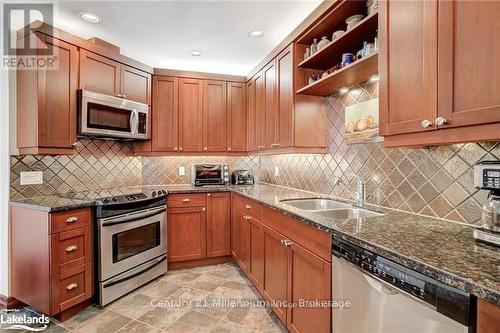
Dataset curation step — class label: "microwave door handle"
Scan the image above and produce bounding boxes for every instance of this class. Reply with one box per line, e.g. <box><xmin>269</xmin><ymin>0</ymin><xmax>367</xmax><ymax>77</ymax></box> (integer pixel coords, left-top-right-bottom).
<box><xmin>129</xmin><ymin>109</ymin><xmax>135</xmax><ymax>134</ymax></box>
<box><xmin>133</xmin><ymin>109</ymin><xmax>139</xmax><ymax>135</ymax></box>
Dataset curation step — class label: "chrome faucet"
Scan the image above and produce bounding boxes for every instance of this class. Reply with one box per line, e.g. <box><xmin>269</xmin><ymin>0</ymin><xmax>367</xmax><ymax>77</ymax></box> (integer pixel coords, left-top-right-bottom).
<box><xmin>334</xmin><ymin>176</ymin><xmax>366</xmax><ymax>206</ymax></box>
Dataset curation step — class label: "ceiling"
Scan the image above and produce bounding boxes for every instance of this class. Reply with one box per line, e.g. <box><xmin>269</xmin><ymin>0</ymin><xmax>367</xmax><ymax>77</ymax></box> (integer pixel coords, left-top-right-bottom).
<box><xmin>51</xmin><ymin>0</ymin><xmax>323</xmax><ymax>75</ymax></box>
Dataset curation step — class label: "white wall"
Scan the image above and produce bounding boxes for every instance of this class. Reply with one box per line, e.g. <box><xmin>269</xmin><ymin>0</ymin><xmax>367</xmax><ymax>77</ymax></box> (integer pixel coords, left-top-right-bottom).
<box><xmin>0</xmin><ymin>5</ymin><xmax>11</xmax><ymax>296</ymax></box>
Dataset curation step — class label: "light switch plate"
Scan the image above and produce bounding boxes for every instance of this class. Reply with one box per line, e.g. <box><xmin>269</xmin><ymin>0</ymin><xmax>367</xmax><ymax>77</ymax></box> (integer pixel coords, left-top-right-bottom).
<box><xmin>274</xmin><ymin>166</ymin><xmax>280</xmax><ymax>177</ymax></box>
<box><xmin>179</xmin><ymin>166</ymin><xmax>186</xmax><ymax>176</ymax></box>
<box><xmin>20</xmin><ymin>171</ymin><xmax>43</xmax><ymax>185</ymax></box>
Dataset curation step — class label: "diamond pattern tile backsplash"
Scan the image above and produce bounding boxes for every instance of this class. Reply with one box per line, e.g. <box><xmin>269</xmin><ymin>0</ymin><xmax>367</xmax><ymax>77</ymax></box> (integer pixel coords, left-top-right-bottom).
<box><xmin>10</xmin><ymin>81</ymin><xmax>500</xmax><ymax>225</ymax></box>
<box><xmin>10</xmin><ymin>140</ymin><xmax>142</xmax><ymax>200</ymax></box>
<box><xmin>259</xmin><ymin>81</ymin><xmax>500</xmax><ymax>225</ymax></box>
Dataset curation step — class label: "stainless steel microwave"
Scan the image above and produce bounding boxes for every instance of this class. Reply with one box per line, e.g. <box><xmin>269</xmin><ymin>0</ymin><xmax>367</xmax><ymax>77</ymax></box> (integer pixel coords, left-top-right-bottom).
<box><xmin>78</xmin><ymin>89</ymin><xmax>150</xmax><ymax>140</ymax></box>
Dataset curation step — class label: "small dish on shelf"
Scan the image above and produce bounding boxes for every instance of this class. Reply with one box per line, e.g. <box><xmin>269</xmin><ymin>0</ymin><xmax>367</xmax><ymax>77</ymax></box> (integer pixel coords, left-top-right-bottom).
<box><xmin>332</xmin><ymin>30</ymin><xmax>345</xmax><ymax>41</ymax></box>
<box><xmin>346</xmin><ymin>14</ymin><xmax>365</xmax><ymax>29</ymax></box>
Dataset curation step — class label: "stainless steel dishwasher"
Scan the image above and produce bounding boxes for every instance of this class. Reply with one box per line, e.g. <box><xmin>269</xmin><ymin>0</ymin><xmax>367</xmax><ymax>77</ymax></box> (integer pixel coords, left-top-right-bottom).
<box><xmin>332</xmin><ymin>238</ymin><xmax>475</xmax><ymax>333</ymax></box>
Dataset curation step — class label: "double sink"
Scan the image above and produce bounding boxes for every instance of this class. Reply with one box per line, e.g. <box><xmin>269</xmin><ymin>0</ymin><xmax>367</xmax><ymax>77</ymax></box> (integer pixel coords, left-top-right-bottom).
<box><xmin>280</xmin><ymin>198</ymin><xmax>385</xmax><ymax>219</ymax></box>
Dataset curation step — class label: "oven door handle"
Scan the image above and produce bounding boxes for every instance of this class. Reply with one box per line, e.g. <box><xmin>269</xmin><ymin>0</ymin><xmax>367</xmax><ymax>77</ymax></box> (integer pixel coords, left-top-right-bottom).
<box><xmin>101</xmin><ymin>207</ymin><xmax>166</xmax><ymax>227</ymax></box>
<box><xmin>102</xmin><ymin>255</ymin><xmax>167</xmax><ymax>288</ymax></box>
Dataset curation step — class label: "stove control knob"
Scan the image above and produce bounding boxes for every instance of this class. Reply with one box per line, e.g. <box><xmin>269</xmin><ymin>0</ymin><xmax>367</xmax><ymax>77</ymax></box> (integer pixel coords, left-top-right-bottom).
<box><xmin>152</xmin><ymin>191</ymin><xmax>157</xmax><ymax>197</ymax></box>
<box><xmin>162</xmin><ymin>190</ymin><xmax>167</xmax><ymax>195</ymax></box>
<box><xmin>112</xmin><ymin>197</ymin><xmax>118</xmax><ymax>202</ymax></box>
<box><xmin>103</xmin><ymin>198</ymin><xmax>110</xmax><ymax>204</ymax></box>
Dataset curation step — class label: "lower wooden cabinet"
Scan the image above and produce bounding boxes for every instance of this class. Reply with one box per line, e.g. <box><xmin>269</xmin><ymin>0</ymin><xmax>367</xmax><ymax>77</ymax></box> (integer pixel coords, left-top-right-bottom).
<box><xmin>477</xmin><ymin>299</ymin><xmax>500</xmax><ymax>333</ymax></box>
<box><xmin>10</xmin><ymin>207</ymin><xmax>94</xmax><ymax>316</ymax></box>
<box><xmin>167</xmin><ymin>192</ymin><xmax>230</xmax><ymax>264</ymax></box>
<box><xmin>231</xmin><ymin>194</ymin><xmax>332</xmax><ymax>333</ymax></box>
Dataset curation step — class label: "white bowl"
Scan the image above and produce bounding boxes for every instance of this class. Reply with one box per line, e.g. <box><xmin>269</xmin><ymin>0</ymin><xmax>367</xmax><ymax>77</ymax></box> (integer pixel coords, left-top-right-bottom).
<box><xmin>346</xmin><ymin>14</ymin><xmax>365</xmax><ymax>28</ymax></box>
<box><xmin>332</xmin><ymin>30</ymin><xmax>345</xmax><ymax>40</ymax></box>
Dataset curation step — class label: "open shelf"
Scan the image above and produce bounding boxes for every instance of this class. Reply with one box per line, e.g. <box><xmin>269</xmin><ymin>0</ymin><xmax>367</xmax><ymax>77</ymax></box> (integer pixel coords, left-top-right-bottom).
<box><xmin>297</xmin><ymin>11</ymin><xmax>378</xmax><ymax>71</ymax></box>
<box><xmin>296</xmin><ymin>52</ymin><xmax>378</xmax><ymax>97</ymax></box>
<box><xmin>297</xmin><ymin>0</ymin><xmax>367</xmax><ymax>45</ymax></box>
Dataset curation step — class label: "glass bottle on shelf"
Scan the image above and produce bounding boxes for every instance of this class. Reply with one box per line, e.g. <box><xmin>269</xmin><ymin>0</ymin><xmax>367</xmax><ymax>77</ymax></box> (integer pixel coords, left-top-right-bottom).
<box><xmin>311</xmin><ymin>38</ymin><xmax>318</xmax><ymax>54</ymax></box>
<box><xmin>304</xmin><ymin>47</ymin><xmax>311</xmax><ymax>60</ymax></box>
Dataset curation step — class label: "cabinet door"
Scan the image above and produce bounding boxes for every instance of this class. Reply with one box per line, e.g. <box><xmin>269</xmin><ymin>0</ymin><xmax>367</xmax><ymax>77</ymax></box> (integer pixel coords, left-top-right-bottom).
<box><xmin>287</xmin><ymin>242</ymin><xmax>331</xmax><ymax>333</ymax></box>
<box><xmin>277</xmin><ymin>46</ymin><xmax>294</xmax><ymax>148</ymax></box>
<box><xmin>262</xmin><ymin>224</ymin><xmax>288</xmax><ymax>322</ymax></box>
<box><xmin>227</xmin><ymin>82</ymin><xmax>247</xmax><ymax>152</ymax></box>
<box><xmin>379</xmin><ymin>0</ymin><xmax>438</xmax><ymax>136</ymax></box>
<box><xmin>203</xmin><ymin>80</ymin><xmax>227</xmax><ymax>152</ymax></box>
<box><xmin>236</xmin><ymin>210</ymin><xmax>250</xmax><ymax>272</ymax></box>
<box><xmin>178</xmin><ymin>78</ymin><xmax>204</xmax><ymax>152</ymax></box>
<box><xmin>437</xmin><ymin>0</ymin><xmax>500</xmax><ymax>128</ymax></box>
<box><xmin>38</xmin><ymin>36</ymin><xmax>78</xmax><ymax>149</ymax></box>
<box><xmin>80</xmin><ymin>50</ymin><xmax>121</xmax><ymax>96</ymax></box>
<box><xmin>248</xmin><ymin>217</ymin><xmax>264</xmax><ymax>292</ymax></box>
<box><xmin>167</xmin><ymin>207</ymin><xmax>206</xmax><ymax>262</ymax></box>
<box><xmin>121</xmin><ymin>65</ymin><xmax>151</xmax><ymax>104</ymax></box>
<box><xmin>246</xmin><ymin>79</ymin><xmax>257</xmax><ymax>151</ymax></box>
<box><xmin>255</xmin><ymin>71</ymin><xmax>266</xmax><ymax>150</ymax></box>
<box><xmin>263</xmin><ymin>60</ymin><xmax>278</xmax><ymax>148</ymax></box>
<box><xmin>152</xmin><ymin>76</ymin><xmax>178</xmax><ymax>152</ymax></box>
<box><xmin>206</xmin><ymin>192</ymin><xmax>231</xmax><ymax>258</ymax></box>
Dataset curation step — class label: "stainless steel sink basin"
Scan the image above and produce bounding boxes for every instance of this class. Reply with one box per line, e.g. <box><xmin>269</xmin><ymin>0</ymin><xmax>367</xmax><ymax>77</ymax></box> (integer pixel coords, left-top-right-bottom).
<box><xmin>280</xmin><ymin>198</ymin><xmax>351</xmax><ymax>211</ymax></box>
<box><xmin>314</xmin><ymin>208</ymin><xmax>385</xmax><ymax>219</ymax></box>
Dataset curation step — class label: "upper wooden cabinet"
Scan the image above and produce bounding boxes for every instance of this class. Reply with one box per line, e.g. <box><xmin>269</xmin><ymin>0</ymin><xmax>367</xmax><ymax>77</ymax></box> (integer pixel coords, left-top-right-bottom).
<box><xmin>17</xmin><ymin>34</ymin><xmax>78</xmax><ymax>155</ymax></box>
<box><xmin>152</xmin><ymin>76</ymin><xmax>178</xmax><ymax>152</ymax></box>
<box><xmin>227</xmin><ymin>82</ymin><xmax>247</xmax><ymax>152</ymax></box>
<box><xmin>203</xmin><ymin>80</ymin><xmax>227</xmax><ymax>152</ymax></box>
<box><xmin>380</xmin><ymin>0</ymin><xmax>500</xmax><ymax>147</ymax></box>
<box><xmin>247</xmin><ymin>44</ymin><xmax>326</xmax><ymax>154</ymax></box>
<box><xmin>80</xmin><ymin>50</ymin><xmax>151</xmax><ymax>105</ymax></box>
<box><xmin>178</xmin><ymin>78</ymin><xmax>204</xmax><ymax>152</ymax></box>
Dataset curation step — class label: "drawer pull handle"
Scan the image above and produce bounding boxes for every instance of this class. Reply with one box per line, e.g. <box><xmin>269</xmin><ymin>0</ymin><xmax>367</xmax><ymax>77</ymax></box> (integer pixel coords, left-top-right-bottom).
<box><xmin>66</xmin><ymin>283</ymin><xmax>78</xmax><ymax>291</ymax></box>
<box><xmin>243</xmin><ymin>215</ymin><xmax>252</xmax><ymax>221</ymax></box>
<box><xmin>202</xmin><ymin>208</ymin><xmax>206</xmax><ymax>211</ymax></box>
<box><xmin>66</xmin><ymin>245</ymin><xmax>78</xmax><ymax>253</ymax></box>
<box><xmin>181</xmin><ymin>198</ymin><xmax>191</xmax><ymax>202</ymax></box>
<box><xmin>281</xmin><ymin>239</ymin><xmax>293</xmax><ymax>247</ymax></box>
<box><xmin>245</xmin><ymin>204</ymin><xmax>252</xmax><ymax>209</ymax></box>
<box><xmin>66</xmin><ymin>217</ymin><xmax>78</xmax><ymax>223</ymax></box>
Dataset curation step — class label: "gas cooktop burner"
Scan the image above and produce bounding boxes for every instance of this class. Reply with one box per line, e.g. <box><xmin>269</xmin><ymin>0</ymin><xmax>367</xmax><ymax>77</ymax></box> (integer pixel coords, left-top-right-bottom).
<box><xmin>64</xmin><ymin>186</ymin><xmax>168</xmax><ymax>205</ymax></box>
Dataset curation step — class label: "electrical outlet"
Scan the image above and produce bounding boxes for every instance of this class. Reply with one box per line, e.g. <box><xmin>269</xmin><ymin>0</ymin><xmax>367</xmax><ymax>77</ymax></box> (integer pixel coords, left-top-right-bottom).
<box><xmin>20</xmin><ymin>171</ymin><xmax>43</xmax><ymax>185</ymax></box>
<box><xmin>179</xmin><ymin>166</ymin><xmax>186</xmax><ymax>176</ymax></box>
<box><xmin>274</xmin><ymin>166</ymin><xmax>280</xmax><ymax>177</ymax></box>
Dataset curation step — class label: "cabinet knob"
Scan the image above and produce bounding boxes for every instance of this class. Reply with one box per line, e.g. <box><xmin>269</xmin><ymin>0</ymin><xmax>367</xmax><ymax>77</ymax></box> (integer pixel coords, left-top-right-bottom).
<box><xmin>228</xmin><ymin>147</ymin><xmax>232</xmax><ymax>151</ymax></box>
<box><xmin>72</xmin><ymin>142</ymin><xmax>77</xmax><ymax>147</ymax></box>
<box><xmin>66</xmin><ymin>283</ymin><xmax>78</xmax><ymax>291</ymax></box>
<box><xmin>202</xmin><ymin>207</ymin><xmax>206</xmax><ymax>211</ymax></box>
<box><xmin>179</xmin><ymin>147</ymin><xmax>183</xmax><ymax>151</ymax></box>
<box><xmin>204</xmin><ymin>147</ymin><xmax>208</xmax><ymax>151</ymax></box>
<box><xmin>174</xmin><ymin>147</ymin><xmax>178</xmax><ymax>151</ymax></box>
<box><xmin>245</xmin><ymin>204</ymin><xmax>252</xmax><ymax>210</ymax></box>
<box><xmin>207</xmin><ymin>193</ymin><xmax>211</xmax><ymax>197</ymax></box>
<box><xmin>181</xmin><ymin>198</ymin><xmax>191</xmax><ymax>203</ymax></box>
<box><xmin>66</xmin><ymin>217</ymin><xmax>78</xmax><ymax>223</ymax></box>
<box><xmin>66</xmin><ymin>245</ymin><xmax>78</xmax><ymax>253</ymax></box>
<box><xmin>243</xmin><ymin>215</ymin><xmax>252</xmax><ymax>221</ymax></box>
<box><xmin>435</xmin><ymin>117</ymin><xmax>447</xmax><ymax>126</ymax></box>
<box><xmin>281</xmin><ymin>239</ymin><xmax>293</xmax><ymax>247</ymax></box>
<box><xmin>421</xmin><ymin>119</ymin><xmax>432</xmax><ymax>128</ymax></box>
<box><xmin>122</xmin><ymin>94</ymin><xmax>126</xmax><ymax>98</ymax></box>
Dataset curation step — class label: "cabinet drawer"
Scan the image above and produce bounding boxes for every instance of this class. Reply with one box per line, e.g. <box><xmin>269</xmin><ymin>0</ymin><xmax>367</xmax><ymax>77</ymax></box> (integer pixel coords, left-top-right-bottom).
<box><xmin>167</xmin><ymin>194</ymin><xmax>206</xmax><ymax>208</ymax></box>
<box><xmin>233</xmin><ymin>194</ymin><xmax>262</xmax><ymax>220</ymax></box>
<box><xmin>52</xmin><ymin>263</ymin><xmax>93</xmax><ymax>312</ymax></box>
<box><xmin>262</xmin><ymin>207</ymin><xmax>331</xmax><ymax>262</ymax></box>
<box><xmin>50</xmin><ymin>208</ymin><xmax>92</xmax><ymax>234</ymax></box>
<box><xmin>51</xmin><ymin>227</ymin><xmax>92</xmax><ymax>273</ymax></box>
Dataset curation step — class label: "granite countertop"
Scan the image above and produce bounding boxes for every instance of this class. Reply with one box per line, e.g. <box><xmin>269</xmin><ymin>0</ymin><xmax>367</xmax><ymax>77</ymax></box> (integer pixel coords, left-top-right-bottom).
<box><xmin>9</xmin><ymin>183</ymin><xmax>500</xmax><ymax>305</ymax></box>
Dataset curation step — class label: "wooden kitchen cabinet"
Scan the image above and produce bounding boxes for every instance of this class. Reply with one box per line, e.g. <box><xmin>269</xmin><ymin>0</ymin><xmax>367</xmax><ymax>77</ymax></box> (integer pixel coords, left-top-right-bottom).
<box><xmin>11</xmin><ymin>207</ymin><xmax>93</xmax><ymax>316</ymax></box>
<box><xmin>262</xmin><ymin>223</ymin><xmax>289</xmax><ymax>323</ymax></box>
<box><xmin>178</xmin><ymin>78</ymin><xmax>204</xmax><ymax>152</ymax></box>
<box><xmin>227</xmin><ymin>82</ymin><xmax>247</xmax><ymax>152</ymax></box>
<box><xmin>247</xmin><ymin>71</ymin><xmax>265</xmax><ymax>151</ymax></box>
<box><xmin>380</xmin><ymin>0</ymin><xmax>500</xmax><ymax>147</ymax></box>
<box><xmin>234</xmin><ymin>209</ymin><xmax>251</xmax><ymax>271</ymax></box>
<box><xmin>264</xmin><ymin>59</ymin><xmax>278</xmax><ymax>149</ymax></box>
<box><xmin>206</xmin><ymin>192</ymin><xmax>231</xmax><ymax>257</ymax></box>
<box><xmin>17</xmin><ymin>34</ymin><xmax>78</xmax><ymax>155</ymax></box>
<box><xmin>167</xmin><ymin>192</ymin><xmax>231</xmax><ymax>265</ymax></box>
<box><xmin>151</xmin><ymin>76</ymin><xmax>179</xmax><ymax>152</ymax></box>
<box><xmin>167</xmin><ymin>206</ymin><xmax>207</xmax><ymax>262</ymax></box>
<box><xmin>248</xmin><ymin>217</ymin><xmax>264</xmax><ymax>291</ymax></box>
<box><xmin>80</xmin><ymin>50</ymin><xmax>151</xmax><ymax>105</ymax></box>
<box><xmin>277</xmin><ymin>46</ymin><xmax>294</xmax><ymax>148</ymax></box>
<box><xmin>477</xmin><ymin>299</ymin><xmax>500</xmax><ymax>333</ymax></box>
<box><xmin>203</xmin><ymin>80</ymin><xmax>227</xmax><ymax>152</ymax></box>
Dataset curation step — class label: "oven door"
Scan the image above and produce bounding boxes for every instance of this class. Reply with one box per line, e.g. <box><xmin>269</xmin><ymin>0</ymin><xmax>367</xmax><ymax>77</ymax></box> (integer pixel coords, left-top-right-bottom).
<box><xmin>79</xmin><ymin>89</ymin><xmax>149</xmax><ymax>140</ymax></box>
<box><xmin>98</xmin><ymin>205</ymin><xmax>166</xmax><ymax>281</ymax></box>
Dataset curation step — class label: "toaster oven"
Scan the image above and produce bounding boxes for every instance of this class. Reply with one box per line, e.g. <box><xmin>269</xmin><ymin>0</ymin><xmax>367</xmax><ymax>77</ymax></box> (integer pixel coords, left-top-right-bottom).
<box><xmin>192</xmin><ymin>164</ymin><xmax>230</xmax><ymax>186</ymax></box>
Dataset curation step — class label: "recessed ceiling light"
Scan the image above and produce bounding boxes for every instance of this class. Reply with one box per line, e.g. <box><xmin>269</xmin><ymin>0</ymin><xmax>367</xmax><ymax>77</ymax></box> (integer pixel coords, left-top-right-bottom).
<box><xmin>339</xmin><ymin>87</ymin><xmax>350</xmax><ymax>94</ymax></box>
<box><xmin>369</xmin><ymin>74</ymin><xmax>379</xmax><ymax>82</ymax></box>
<box><xmin>79</xmin><ymin>12</ymin><xmax>102</xmax><ymax>24</ymax></box>
<box><xmin>189</xmin><ymin>50</ymin><xmax>202</xmax><ymax>57</ymax></box>
<box><xmin>248</xmin><ymin>30</ymin><xmax>265</xmax><ymax>38</ymax></box>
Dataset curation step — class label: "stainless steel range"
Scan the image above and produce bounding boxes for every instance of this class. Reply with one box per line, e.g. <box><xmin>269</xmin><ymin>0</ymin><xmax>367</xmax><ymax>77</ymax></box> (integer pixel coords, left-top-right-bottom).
<box><xmin>72</xmin><ymin>187</ymin><xmax>168</xmax><ymax>306</ymax></box>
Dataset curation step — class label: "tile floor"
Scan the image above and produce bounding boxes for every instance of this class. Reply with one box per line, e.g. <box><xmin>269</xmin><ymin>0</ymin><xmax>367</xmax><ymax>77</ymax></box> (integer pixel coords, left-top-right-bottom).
<box><xmin>1</xmin><ymin>262</ymin><xmax>287</xmax><ymax>333</ymax></box>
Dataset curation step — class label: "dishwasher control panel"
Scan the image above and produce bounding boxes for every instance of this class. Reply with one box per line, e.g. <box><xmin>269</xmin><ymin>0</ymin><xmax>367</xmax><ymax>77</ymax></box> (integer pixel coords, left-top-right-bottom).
<box><xmin>332</xmin><ymin>237</ymin><xmax>474</xmax><ymax>327</ymax></box>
